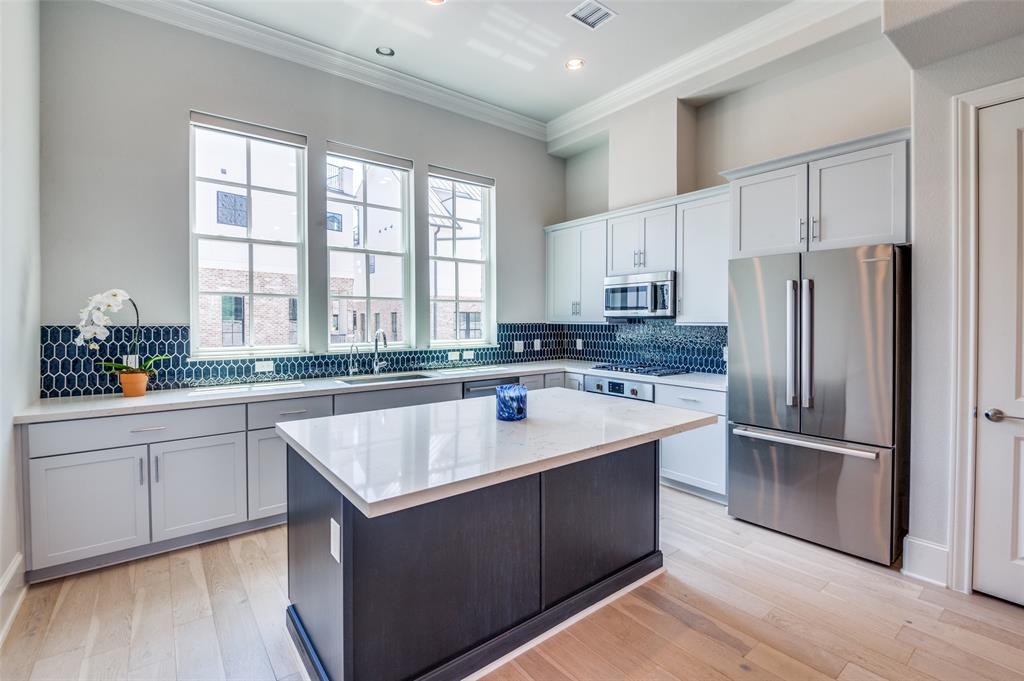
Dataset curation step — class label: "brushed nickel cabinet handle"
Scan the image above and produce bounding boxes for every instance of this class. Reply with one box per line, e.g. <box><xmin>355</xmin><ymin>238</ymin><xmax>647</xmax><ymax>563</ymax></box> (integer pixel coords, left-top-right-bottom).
<box><xmin>130</xmin><ymin>426</ymin><xmax>166</xmax><ymax>433</ymax></box>
<box><xmin>154</xmin><ymin>455</ymin><xmax>160</xmax><ymax>483</ymax></box>
<box><xmin>139</xmin><ymin>458</ymin><xmax>144</xmax><ymax>486</ymax></box>
<box><xmin>279</xmin><ymin>409</ymin><xmax>308</xmax><ymax>416</ymax></box>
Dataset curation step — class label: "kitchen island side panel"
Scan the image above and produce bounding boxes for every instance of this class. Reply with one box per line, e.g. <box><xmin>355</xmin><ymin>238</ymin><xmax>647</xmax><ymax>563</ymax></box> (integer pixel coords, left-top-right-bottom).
<box><xmin>541</xmin><ymin>442</ymin><xmax>659</xmax><ymax>608</ymax></box>
<box><xmin>351</xmin><ymin>474</ymin><xmax>542</xmax><ymax>681</ymax></box>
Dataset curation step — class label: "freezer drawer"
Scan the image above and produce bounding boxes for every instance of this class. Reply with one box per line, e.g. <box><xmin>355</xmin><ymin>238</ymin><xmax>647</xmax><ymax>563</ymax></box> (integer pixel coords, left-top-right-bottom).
<box><xmin>727</xmin><ymin>425</ymin><xmax>895</xmax><ymax>564</ymax></box>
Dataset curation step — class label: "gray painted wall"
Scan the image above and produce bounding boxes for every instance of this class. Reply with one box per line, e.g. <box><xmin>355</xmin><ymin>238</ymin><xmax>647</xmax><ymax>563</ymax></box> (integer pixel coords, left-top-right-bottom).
<box><xmin>40</xmin><ymin>1</ymin><xmax>565</xmax><ymax>348</ymax></box>
<box><xmin>1</xmin><ymin>0</ymin><xmax>40</xmax><ymax>637</ymax></box>
<box><xmin>565</xmin><ymin>143</ymin><xmax>609</xmax><ymax>220</ymax></box>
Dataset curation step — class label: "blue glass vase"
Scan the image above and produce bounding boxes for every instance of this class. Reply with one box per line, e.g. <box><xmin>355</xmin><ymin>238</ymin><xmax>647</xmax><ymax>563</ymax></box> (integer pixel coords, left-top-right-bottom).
<box><xmin>496</xmin><ymin>384</ymin><xmax>527</xmax><ymax>421</ymax></box>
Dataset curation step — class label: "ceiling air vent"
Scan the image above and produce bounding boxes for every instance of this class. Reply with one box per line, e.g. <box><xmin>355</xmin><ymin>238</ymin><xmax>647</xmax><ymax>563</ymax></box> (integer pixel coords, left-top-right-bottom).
<box><xmin>567</xmin><ymin>0</ymin><xmax>616</xmax><ymax>31</ymax></box>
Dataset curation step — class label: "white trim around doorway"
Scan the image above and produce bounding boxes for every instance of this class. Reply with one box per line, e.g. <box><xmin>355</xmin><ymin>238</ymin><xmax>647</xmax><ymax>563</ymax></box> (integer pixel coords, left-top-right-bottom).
<box><xmin>948</xmin><ymin>75</ymin><xmax>1024</xmax><ymax>594</ymax></box>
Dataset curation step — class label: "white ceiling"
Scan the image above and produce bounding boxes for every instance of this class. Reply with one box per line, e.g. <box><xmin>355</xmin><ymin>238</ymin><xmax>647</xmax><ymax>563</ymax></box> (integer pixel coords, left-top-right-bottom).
<box><xmin>194</xmin><ymin>0</ymin><xmax>788</xmax><ymax>122</ymax></box>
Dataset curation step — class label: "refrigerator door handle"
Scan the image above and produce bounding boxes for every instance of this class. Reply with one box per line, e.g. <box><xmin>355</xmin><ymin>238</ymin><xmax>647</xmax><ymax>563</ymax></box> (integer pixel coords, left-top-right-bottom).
<box><xmin>786</xmin><ymin>280</ymin><xmax>798</xmax><ymax>406</ymax></box>
<box><xmin>731</xmin><ymin>427</ymin><xmax>879</xmax><ymax>460</ymax></box>
<box><xmin>801</xmin><ymin>278</ymin><xmax>814</xmax><ymax>409</ymax></box>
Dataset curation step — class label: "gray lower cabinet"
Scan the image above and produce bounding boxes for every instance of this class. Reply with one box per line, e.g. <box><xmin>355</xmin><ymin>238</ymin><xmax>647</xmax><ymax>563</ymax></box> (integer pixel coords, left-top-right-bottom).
<box><xmin>247</xmin><ymin>428</ymin><xmax>288</xmax><ymax>519</ymax></box>
<box><xmin>29</xmin><ymin>446</ymin><xmax>150</xmax><ymax>569</ymax></box>
<box><xmin>564</xmin><ymin>373</ymin><xmax>585</xmax><ymax>391</ymax></box>
<box><xmin>150</xmin><ymin>433</ymin><xmax>248</xmax><ymax>542</ymax></box>
<box><xmin>334</xmin><ymin>383</ymin><xmax>463</xmax><ymax>414</ymax></box>
<box><xmin>543</xmin><ymin>372</ymin><xmax>565</xmax><ymax>388</ymax></box>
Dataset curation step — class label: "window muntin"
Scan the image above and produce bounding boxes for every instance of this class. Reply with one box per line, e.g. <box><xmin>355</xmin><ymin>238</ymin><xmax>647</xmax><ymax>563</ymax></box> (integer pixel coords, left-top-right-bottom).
<box><xmin>191</xmin><ymin>119</ymin><xmax>306</xmax><ymax>355</ymax></box>
<box><xmin>327</xmin><ymin>149</ymin><xmax>411</xmax><ymax>348</ymax></box>
<box><xmin>427</xmin><ymin>173</ymin><xmax>492</xmax><ymax>344</ymax></box>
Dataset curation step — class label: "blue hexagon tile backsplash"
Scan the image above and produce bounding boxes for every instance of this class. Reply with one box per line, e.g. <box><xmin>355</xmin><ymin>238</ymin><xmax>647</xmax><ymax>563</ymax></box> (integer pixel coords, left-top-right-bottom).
<box><xmin>39</xmin><ymin>321</ymin><xmax>727</xmax><ymax>398</ymax></box>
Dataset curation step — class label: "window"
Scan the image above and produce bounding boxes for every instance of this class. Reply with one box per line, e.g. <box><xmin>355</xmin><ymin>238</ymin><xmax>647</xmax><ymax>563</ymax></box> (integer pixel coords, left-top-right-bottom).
<box><xmin>427</xmin><ymin>167</ymin><xmax>494</xmax><ymax>344</ymax></box>
<box><xmin>327</xmin><ymin>143</ymin><xmax>412</xmax><ymax>347</ymax></box>
<box><xmin>190</xmin><ymin>113</ymin><xmax>306</xmax><ymax>354</ymax></box>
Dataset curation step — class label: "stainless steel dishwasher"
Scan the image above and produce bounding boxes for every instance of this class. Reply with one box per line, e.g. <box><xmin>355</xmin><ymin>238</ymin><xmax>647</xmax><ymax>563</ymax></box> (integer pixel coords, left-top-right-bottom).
<box><xmin>462</xmin><ymin>377</ymin><xmax>520</xmax><ymax>399</ymax></box>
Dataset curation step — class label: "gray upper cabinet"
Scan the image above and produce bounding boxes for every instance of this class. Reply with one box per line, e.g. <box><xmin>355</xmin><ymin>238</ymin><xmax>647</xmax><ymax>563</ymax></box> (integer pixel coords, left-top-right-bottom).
<box><xmin>150</xmin><ymin>433</ymin><xmax>248</xmax><ymax>543</ymax></box>
<box><xmin>607</xmin><ymin>206</ymin><xmax>675</xmax><ymax>275</ymax></box>
<box><xmin>726</xmin><ymin>130</ymin><xmax>910</xmax><ymax>258</ymax></box>
<box><xmin>546</xmin><ymin>220</ymin><xmax>606</xmax><ymax>323</ymax></box>
<box><xmin>29</xmin><ymin>446</ymin><xmax>150</xmax><ymax>569</ymax></box>
<box><xmin>730</xmin><ymin>164</ymin><xmax>808</xmax><ymax>259</ymax></box>
<box><xmin>808</xmin><ymin>141</ymin><xmax>907</xmax><ymax>251</ymax></box>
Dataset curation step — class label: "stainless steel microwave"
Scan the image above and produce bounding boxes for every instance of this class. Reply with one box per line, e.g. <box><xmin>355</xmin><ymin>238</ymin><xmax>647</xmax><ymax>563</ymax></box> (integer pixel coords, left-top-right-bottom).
<box><xmin>603</xmin><ymin>271</ymin><xmax>675</xmax><ymax>319</ymax></box>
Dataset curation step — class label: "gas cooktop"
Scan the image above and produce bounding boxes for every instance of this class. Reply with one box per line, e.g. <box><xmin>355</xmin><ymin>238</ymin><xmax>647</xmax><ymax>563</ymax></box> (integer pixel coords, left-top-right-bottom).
<box><xmin>591</xmin><ymin>363</ymin><xmax>688</xmax><ymax>377</ymax></box>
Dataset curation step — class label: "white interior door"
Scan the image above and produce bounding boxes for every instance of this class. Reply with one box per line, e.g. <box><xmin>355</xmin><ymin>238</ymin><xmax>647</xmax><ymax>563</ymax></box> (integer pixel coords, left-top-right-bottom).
<box><xmin>975</xmin><ymin>96</ymin><xmax>1024</xmax><ymax>605</ymax></box>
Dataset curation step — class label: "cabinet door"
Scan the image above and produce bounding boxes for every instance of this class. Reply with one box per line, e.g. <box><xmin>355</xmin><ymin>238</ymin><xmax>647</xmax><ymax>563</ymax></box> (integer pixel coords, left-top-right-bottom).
<box><xmin>547</xmin><ymin>227</ymin><xmax>580</xmax><ymax>322</ymax></box>
<box><xmin>660</xmin><ymin>415</ymin><xmax>727</xmax><ymax>495</ymax></box>
<box><xmin>247</xmin><ymin>428</ymin><xmax>287</xmax><ymax>520</ymax></box>
<box><xmin>606</xmin><ymin>213</ymin><xmax>643</xmax><ymax>276</ymax></box>
<box><xmin>638</xmin><ymin>206</ymin><xmax>676</xmax><ymax>272</ymax></box>
<box><xmin>730</xmin><ymin>164</ymin><xmax>808</xmax><ymax>258</ymax></box>
<box><xmin>809</xmin><ymin>141</ymin><xmax>907</xmax><ymax>251</ymax></box>
<box><xmin>150</xmin><ymin>433</ymin><xmax>247</xmax><ymax>542</ymax></box>
<box><xmin>565</xmin><ymin>373</ymin><xmax>584</xmax><ymax>391</ymax></box>
<box><xmin>543</xmin><ymin>373</ymin><xmax>565</xmax><ymax>388</ymax></box>
<box><xmin>29</xmin><ymin>446</ymin><xmax>149</xmax><ymax>569</ymax></box>
<box><xmin>677</xmin><ymin>197</ymin><xmax>729</xmax><ymax>324</ymax></box>
<box><xmin>578</xmin><ymin>221</ymin><xmax>607</xmax><ymax>322</ymax></box>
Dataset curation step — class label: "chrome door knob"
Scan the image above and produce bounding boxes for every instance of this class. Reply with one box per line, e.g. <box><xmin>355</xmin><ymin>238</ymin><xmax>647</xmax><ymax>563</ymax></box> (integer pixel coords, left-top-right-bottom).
<box><xmin>984</xmin><ymin>408</ymin><xmax>1024</xmax><ymax>422</ymax></box>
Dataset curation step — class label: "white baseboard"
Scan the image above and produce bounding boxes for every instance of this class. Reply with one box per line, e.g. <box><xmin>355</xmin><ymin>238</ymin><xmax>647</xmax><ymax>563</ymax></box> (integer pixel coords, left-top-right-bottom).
<box><xmin>463</xmin><ymin>567</ymin><xmax>666</xmax><ymax>680</ymax></box>
<box><xmin>0</xmin><ymin>551</ymin><xmax>27</xmax><ymax>648</ymax></box>
<box><xmin>901</xmin><ymin>536</ymin><xmax>949</xmax><ymax>587</ymax></box>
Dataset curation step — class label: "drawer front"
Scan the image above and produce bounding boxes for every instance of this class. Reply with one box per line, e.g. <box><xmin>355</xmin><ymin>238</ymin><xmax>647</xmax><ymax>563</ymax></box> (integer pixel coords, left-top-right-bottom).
<box><xmin>27</xmin><ymin>405</ymin><xmax>246</xmax><ymax>458</ymax></box>
<box><xmin>654</xmin><ymin>384</ymin><xmax>726</xmax><ymax>416</ymax></box>
<box><xmin>248</xmin><ymin>396</ymin><xmax>332</xmax><ymax>430</ymax></box>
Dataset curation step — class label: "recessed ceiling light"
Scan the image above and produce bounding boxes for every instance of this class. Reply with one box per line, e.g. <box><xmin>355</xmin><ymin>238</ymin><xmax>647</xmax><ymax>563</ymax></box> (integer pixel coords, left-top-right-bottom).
<box><xmin>426</xmin><ymin>0</ymin><xmax>446</xmax><ymax>5</ymax></box>
<box><xmin>565</xmin><ymin>58</ymin><xmax>585</xmax><ymax>71</ymax></box>
<box><xmin>376</xmin><ymin>46</ymin><xmax>395</xmax><ymax>57</ymax></box>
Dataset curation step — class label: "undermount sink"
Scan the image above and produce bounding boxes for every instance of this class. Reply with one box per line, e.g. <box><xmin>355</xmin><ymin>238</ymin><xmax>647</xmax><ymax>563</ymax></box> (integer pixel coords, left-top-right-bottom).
<box><xmin>336</xmin><ymin>373</ymin><xmax>432</xmax><ymax>385</ymax></box>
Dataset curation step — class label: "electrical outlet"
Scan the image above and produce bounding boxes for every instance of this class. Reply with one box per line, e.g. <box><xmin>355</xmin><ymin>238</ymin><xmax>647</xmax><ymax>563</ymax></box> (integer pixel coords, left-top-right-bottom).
<box><xmin>722</xmin><ymin>346</ymin><xmax>729</xmax><ymax>362</ymax></box>
<box><xmin>575</xmin><ymin>338</ymin><xmax>583</xmax><ymax>350</ymax></box>
<box><xmin>448</xmin><ymin>351</ymin><xmax>461</xmax><ymax>361</ymax></box>
<box><xmin>513</xmin><ymin>340</ymin><xmax>524</xmax><ymax>353</ymax></box>
<box><xmin>463</xmin><ymin>350</ymin><xmax>475</xmax><ymax>360</ymax></box>
<box><xmin>122</xmin><ymin>354</ymin><xmax>139</xmax><ymax>369</ymax></box>
<box><xmin>330</xmin><ymin>518</ymin><xmax>341</xmax><ymax>563</ymax></box>
<box><xmin>533</xmin><ymin>339</ymin><xmax>541</xmax><ymax>351</ymax></box>
<box><xmin>254</xmin><ymin>360</ymin><xmax>275</xmax><ymax>373</ymax></box>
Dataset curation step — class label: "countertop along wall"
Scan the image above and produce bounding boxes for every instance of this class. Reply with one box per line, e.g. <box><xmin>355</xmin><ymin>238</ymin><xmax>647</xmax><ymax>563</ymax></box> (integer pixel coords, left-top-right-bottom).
<box><xmin>39</xmin><ymin>1</ymin><xmax>565</xmax><ymax>344</ymax></box>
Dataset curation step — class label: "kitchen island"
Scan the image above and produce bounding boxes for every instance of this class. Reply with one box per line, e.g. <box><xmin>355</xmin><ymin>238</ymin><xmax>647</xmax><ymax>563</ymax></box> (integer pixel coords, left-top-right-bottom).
<box><xmin>276</xmin><ymin>387</ymin><xmax>716</xmax><ymax>681</ymax></box>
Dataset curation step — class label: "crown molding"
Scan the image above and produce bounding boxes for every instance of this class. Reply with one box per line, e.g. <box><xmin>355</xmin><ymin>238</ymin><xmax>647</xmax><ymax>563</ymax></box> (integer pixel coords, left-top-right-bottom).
<box><xmin>96</xmin><ymin>0</ymin><xmax>548</xmax><ymax>141</ymax></box>
<box><xmin>546</xmin><ymin>0</ymin><xmax>882</xmax><ymax>143</ymax></box>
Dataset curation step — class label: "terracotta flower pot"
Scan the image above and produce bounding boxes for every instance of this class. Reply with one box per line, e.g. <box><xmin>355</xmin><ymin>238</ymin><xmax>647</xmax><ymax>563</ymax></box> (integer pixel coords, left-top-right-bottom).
<box><xmin>120</xmin><ymin>372</ymin><xmax>149</xmax><ymax>397</ymax></box>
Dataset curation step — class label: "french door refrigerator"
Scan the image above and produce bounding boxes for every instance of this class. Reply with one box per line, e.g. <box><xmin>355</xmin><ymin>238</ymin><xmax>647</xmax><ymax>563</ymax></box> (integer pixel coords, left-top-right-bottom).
<box><xmin>727</xmin><ymin>244</ymin><xmax>910</xmax><ymax>565</ymax></box>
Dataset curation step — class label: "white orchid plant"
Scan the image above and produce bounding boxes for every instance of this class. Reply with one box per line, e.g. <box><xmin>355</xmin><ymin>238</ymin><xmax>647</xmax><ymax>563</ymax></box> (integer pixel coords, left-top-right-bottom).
<box><xmin>75</xmin><ymin>289</ymin><xmax>169</xmax><ymax>375</ymax></box>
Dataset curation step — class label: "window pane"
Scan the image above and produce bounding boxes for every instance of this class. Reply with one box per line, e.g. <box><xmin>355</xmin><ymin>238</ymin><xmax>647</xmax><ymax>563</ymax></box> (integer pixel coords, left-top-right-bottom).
<box><xmin>429</xmin><ymin>218</ymin><xmax>454</xmax><ymax>257</ymax></box>
<box><xmin>366</xmin><ymin>207</ymin><xmax>403</xmax><ymax>252</ymax></box>
<box><xmin>330</xmin><ymin>298</ymin><xmax>367</xmax><ymax>344</ymax></box>
<box><xmin>458</xmin><ymin>261</ymin><xmax>483</xmax><ymax>300</ymax></box>
<box><xmin>369</xmin><ymin>253</ymin><xmax>402</xmax><ymax>298</ymax></box>
<box><xmin>428</xmin><ymin>176</ymin><xmax>453</xmax><ymax>217</ymax></box>
<box><xmin>370</xmin><ymin>299</ymin><xmax>404</xmax><ymax>343</ymax></box>
<box><xmin>253</xmin><ymin>243</ymin><xmax>298</xmax><ymax>295</ymax></box>
<box><xmin>250</xmin><ymin>139</ymin><xmax>298</xmax><ymax>192</ymax></box>
<box><xmin>455</xmin><ymin>182</ymin><xmax>482</xmax><ymax>221</ymax></box>
<box><xmin>198</xmin><ymin>294</ymin><xmax>248</xmax><ymax>349</ymax></box>
<box><xmin>430</xmin><ymin>260</ymin><xmax>455</xmax><ymax>299</ymax></box>
<box><xmin>194</xmin><ymin>128</ymin><xmax>246</xmax><ymax>184</ymax></box>
<box><xmin>198</xmin><ymin>239</ymin><xmax>248</xmax><ymax>293</ymax></box>
<box><xmin>454</xmin><ymin>220</ymin><xmax>482</xmax><ymax>260</ymax></box>
<box><xmin>251</xmin><ymin>190</ymin><xmax>298</xmax><ymax>242</ymax></box>
<box><xmin>430</xmin><ymin>300</ymin><xmax>456</xmax><ymax>342</ymax></box>
<box><xmin>252</xmin><ymin>295</ymin><xmax>298</xmax><ymax>346</ymax></box>
<box><xmin>195</xmin><ymin>182</ymin><xmax>247</xmax><ymax>237</ymax></box>
<box><xmin>366</xmin><ymin>165</ymin><xmax>403</xmax><ymax>208</ymax></box>
<box><xmin>457</xmin><ymin>303</ymin><xmax>483</xmax><ymax>340</ymax></box>
<box><xmin>327</xmin><ymin>157</ymin><xmax>363</xmax><ymax>200</ymax></box>
<box><xmin>326</xmin><ymin>201</ymin><xmax>362</xmax><ymax>248</ymax></box>
<box><xmin>329</xmin><ymin>251</ymin><xmax>366</xmax><ymax>297</ymax></box>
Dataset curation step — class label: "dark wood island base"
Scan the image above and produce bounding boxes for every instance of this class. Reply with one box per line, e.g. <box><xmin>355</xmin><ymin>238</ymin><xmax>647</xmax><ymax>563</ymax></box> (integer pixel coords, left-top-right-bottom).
<box><xmin>285</xmin><ymin>441</ymin><xmax>662</xmax><ymax>681</ymax></box>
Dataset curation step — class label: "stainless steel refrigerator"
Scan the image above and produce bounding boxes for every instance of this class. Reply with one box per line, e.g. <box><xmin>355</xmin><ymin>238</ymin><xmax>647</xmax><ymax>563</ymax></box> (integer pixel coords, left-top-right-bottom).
<box><xmin>727</xmin><ymin>244</ymin><xmax>910</xmax><ymax>565</ymax></box>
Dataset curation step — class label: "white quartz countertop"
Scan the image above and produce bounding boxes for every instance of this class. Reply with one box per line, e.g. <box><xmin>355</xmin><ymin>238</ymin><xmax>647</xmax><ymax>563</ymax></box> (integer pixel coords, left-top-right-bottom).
<box><xmin>276</xmin><ymin>387</ymin><xmax>717</xmax><ymax>517</ymax></box>
<box><xmin>14</xmin><ymin>359</ymin><xmax>726</xmax><ymax>424</ymax></box>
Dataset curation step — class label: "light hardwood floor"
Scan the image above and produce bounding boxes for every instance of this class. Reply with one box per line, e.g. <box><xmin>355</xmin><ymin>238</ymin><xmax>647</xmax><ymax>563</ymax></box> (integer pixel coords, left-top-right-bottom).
<box><xmin>4</xmin><ymin>488</ymin><xmax>1024</xmax><ymax>681</ymax></box>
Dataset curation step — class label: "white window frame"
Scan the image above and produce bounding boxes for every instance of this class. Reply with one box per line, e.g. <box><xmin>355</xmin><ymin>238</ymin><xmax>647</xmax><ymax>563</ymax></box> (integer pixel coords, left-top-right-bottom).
<box><xmin>326</xmin><ymin>141</ymin><xmax>414</xmax><ymax>351</ymax></box>
<box><xmin>188</xmin><ymin>112</ymin><xmax>308</xmax><ymax>358</ymax></box>
<box><xmin>427</xmin><ymin>165</ymin><xmax>497</xmax><ymax>348</ymax></box>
